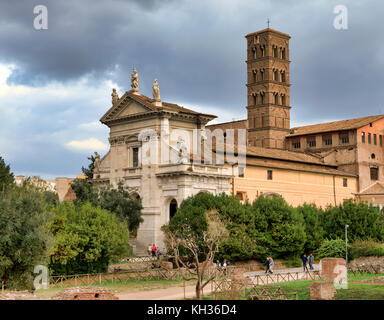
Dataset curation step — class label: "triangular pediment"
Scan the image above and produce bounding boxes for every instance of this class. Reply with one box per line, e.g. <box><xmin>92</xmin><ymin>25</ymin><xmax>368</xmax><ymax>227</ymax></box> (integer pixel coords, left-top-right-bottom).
<box><xmin>359</xmin><ymin>182</ymin><xmax>384</xmax><ymax>195</ymax></box>
<box><xmin>100</xmin><ymin>92</ymin><xmax>156</xmax><ymax>124</ymax></box>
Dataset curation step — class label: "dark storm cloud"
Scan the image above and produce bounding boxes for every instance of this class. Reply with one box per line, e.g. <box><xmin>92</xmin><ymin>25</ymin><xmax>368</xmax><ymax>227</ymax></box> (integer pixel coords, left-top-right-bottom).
<box><xmin>1</xmin><ymin>0</ymin><xmax>384</xmax><ymax>177</ymax></box>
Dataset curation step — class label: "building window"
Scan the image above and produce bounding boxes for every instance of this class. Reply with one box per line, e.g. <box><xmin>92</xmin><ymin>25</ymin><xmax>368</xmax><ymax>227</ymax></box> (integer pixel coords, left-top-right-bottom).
<box><xmin>343</xmin><ymin>178</ymin><xmax>348</xmax><ymax>187</ymax></box>
<box><xmin>273</xmin><ymin>46</ymin><xmax>278</xmax><ymax>57</ymax></box>
<box><xmin>322</xmin><ymin>134</ymin><xmax>333</xmax><ymax>146</ymax></box>
<box><xmin>169</xmin><ymin>199</ymin><xmax>178</xmax><ymax>219</ymax></box>
<box><xmin>132</xmin><ymin>147</ymin><xmax>139</xmax><ymax>168</ymax></box>
<box><xmin>281</xmin><ymin>48</ymin><xmax>286</xmax><ymax>59</ymax></box>
<box><xmin>374</xmin><ymin>134</ymin><xmax>377</xmax><ymax>145</ymax></box>
<box><xmin>371</xmin><ymin>153</ymin><xmax>376</xmax><ymax>159</ymax></box>
<box><xmin>273</xmin><ymin>69</ymin><xmax>278</xmax><ymax>81</ymax></box>
<box><xmin>281</xmin><ymin>71</ymin><xmax>286</xmax><ymax>82</ymax></box>
<box><xmin>236</xmin><ymin>192</ymin><xmax>245</xmax><ymax>201</ymax></box>
<box><xmin>292</xmin><ymin>140</ymin><xmax>301</xmax><ymax>149</ymax></box>
<box><xmin>339</xmin><ymin>132</ymin><xmax>349</xmax><ymax>144</ymax></box>
<box><xmin>370</xmin><ymin>167</ymin><xmax>378</xmax><ymax>180</ymax></box>
<box><xmin>362</xmin><ymin>132</ymin><xmax>365</xmax><ymax>143</ymax></box>
<box><xmin>368</xmin><ymin>133</ymin><xmax>371</xmax><ymax>144</ymax></box>
<box><xmin>267</xmin><ymin>170</ymin><xmax>273</xmax><ymax>180</ymax></box>
<box><xmin>281</xmin><ymin>95</ymin><xmax>286</xmax><ymax>106</ymax></box>
<box><xmin>274</xmin><ymin>93</ymin><xmax>279</xmax><ymax>105</ymax></box>
<box><xmin>238</xmin><ymin>167</ymin><xmax>245</xmax><ymax>177</ymax></box>
<box><xmin>380</xmin><ymin>135</ymin><xmax>383</xmax><ymax>147</ymax></box>
<box><xmin>307</xmin><ymin>136</ymin><xmax>316</xmax><ymax>148</ymax></box>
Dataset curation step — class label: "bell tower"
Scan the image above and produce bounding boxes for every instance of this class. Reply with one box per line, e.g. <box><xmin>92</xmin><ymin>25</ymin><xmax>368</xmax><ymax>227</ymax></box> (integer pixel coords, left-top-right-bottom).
<box><xmin>245</xmin><ymin>28</ymin><xmax>291</xmax><ymax>149</ymax></box>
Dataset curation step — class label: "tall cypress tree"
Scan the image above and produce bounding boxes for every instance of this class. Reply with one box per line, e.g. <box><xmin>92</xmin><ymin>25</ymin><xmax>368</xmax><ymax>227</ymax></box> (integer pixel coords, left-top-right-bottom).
<box><xmin>0</xmin><ymin>157</ymin><xmax>14</xmax><ymax>191</ymax></box>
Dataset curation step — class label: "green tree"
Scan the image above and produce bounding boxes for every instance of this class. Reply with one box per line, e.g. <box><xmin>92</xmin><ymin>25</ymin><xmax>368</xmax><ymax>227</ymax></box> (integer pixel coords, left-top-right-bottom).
<box><xmin>0</xmin><ymin>184</ymin><xmax>53</xmax><ymax>289</ymax></box>
<box><xmin>315</xmin><ymin>239</ymin><xmax>347</xmax><ymax>259</ymax></box>
<box><xmin>251</xmin><ymin>195</ymin><xmax>307</xmax><ymax>258</ymax></box>
<box><xmin>48</xmin><ymin>202</ymin><xmax>131</xmax><ymax>275</ymax></box>
<box><xmin>0</xmin><ymin>157</ymin><xmax>14</xmax><ymax>191</ymax></box>
<box><xmin>98</xmin><ymin>182</ymin><xmax>143</xmax><ymax>232</ymax></box>
<box><xmin>297</xmin><ymin>203</ymin><xmax>325</xmax><ymax>252</ymax></box>
<box><xmin>81</xmin><ymin>154</ymin><xmax>96</xmax><ymax>180</ymax></box>
<box><xmin>322</xmin><ymin>200</ymin><xmax>384</xmax><ymax>242</ymax></box>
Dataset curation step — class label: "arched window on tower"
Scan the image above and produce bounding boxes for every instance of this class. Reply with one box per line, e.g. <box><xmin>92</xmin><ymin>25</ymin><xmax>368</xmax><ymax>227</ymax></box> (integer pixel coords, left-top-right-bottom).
<box><xmin>281</xmin><ymin>48</ymin><xmax>286</xmax><ymax>60</ymax></box>
<box><xmin>253</xmin><ymin>47</ymin><xmax>257</xmax><ymax>59</ymax></box>
<box><xmin>273</xmin><ymin>69</ymin><xmax>278</xmax><ymax>81</ymax></box>
<box><xmin>260</xmin><ymin>69</ymin><xmax>264</xmax><ymax>80</ymax></box>
<box><xmin>260</xmin><ymin>92</ymin><xmax>265</xmax><ymax>104</ymax></box>
<box><xmin>273</xmin><ymin>46</ymin><xmax>278</xmax><ymax>58</ymax></box>
<box><xmin>260</xmin><ymin>45</ymin><xmax>265</xmax><ymax>57</ymax></box>
<box><xmin>253</xmin><ymin>94</ymin><xmax>257</xmax><ymax>105</ymax></box>
<box><xmin>274</xmin><ymin>93</ymin><xmax>279</xmax><ymax>105</ymax></box>
<box><xmin>253</xmin><ymin>70</ymin><xmax>257</xmax><ymax>82</ymax></box>
<box><xmin>281</xmin><ymin>71</ymin><xmax>286</xmax><ymax>83</ymax></box>
<box><xmin>169</xmin><ymin>199</ymin><xmax>178</xmax><ymax>220</ymax></box>
<box><xmin>281</xmin><ymin>94</ymin><xmax>286</xmax><ymax>106</ymax></box>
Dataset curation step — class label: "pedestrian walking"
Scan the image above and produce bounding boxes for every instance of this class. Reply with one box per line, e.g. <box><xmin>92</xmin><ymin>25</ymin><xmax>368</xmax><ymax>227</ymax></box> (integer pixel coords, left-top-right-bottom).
<box><xmin>151</xmin><ymin>244</ymin><xmax>157</xmax><ymax>257</ymax></box>
<box><xmin>308</xmin><ymin>253</ymin><xmax>314</xmax><ymax>270</ymax></box>
<box><xmin>268</xmin><ymin>256</ymin><xmax>274</xmax><ymax>274</ymax></box>
<box><xmin>264</xmin><ymin>256</ymin><xmax>271</xmax><ymax>274</ymax></box>
<box><xmin>301</xmin><ymin>254</ymin><xmax>309</xmax><ymax>272</ymax></box>
<box><xmin>147</xmin><ymin>244</ymin><xmax>152</xmax><ymax>256</ymax></box>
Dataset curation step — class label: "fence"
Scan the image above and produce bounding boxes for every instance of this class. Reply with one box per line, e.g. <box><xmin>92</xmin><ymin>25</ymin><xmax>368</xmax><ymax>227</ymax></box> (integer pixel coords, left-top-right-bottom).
<box><xmin>48</xmin><ymin>264</ymin><xmax>237</xmax><ymax>288</ymax></box>
<box><xmin>348</xmin><ymin>264</ymin><xmax>382</xmax><ymax>275</ymax></box>
<box><xmin>211</xmin><ymin>270</ymin><xmax>320</xmax><ymax>300</ymax></box>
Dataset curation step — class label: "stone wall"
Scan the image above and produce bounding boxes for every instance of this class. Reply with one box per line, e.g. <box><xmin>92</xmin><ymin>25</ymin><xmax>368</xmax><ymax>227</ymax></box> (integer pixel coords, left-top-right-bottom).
<box><xmin>52</xmin><ymin>287</ymin><xmax>118</xmax><ymax>300</ymax></box>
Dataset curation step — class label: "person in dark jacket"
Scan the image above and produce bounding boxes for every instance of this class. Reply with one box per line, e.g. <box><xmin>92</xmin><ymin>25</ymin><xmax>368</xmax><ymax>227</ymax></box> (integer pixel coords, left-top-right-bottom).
<box><xmin>301</xmin><ymin>254</ymin><xmax>309</xmax><ymax>272</ymax></box>
<box><xmin>308</xmin><ymin>253</ymin><xmax>314</xmax><ymax>270</ymax></box>
<box><xmin>264</xmin><ymin>256</ymin><xmax>271</xmax><ymax>274</ymax></box>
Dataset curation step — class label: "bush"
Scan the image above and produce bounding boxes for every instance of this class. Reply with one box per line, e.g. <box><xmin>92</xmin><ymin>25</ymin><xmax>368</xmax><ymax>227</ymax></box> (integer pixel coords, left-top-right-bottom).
<box><xmin>315</xmin><ymin>239</ymin><xmax>347</xmax><ymax>259</ymax></box>
<box><xmin>350</xmin><ymin>241</ymin><xmax>384</xmax><ymax>259</ymax></box>
<box><xmin>0</xmin><ymin>184</ymin><xmax>53</xmax><ymax>289</ymax></box>
<box><xmin>48</xmin><ymin>202</ymin><xmax>131</xmax><ymax>275</ymax></box>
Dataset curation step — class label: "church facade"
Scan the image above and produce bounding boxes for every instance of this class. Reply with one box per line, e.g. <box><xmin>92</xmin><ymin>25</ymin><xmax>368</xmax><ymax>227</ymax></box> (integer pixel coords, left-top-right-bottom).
<box><xmin>94</xmin><ymin>28</ymin><xmax>382</xmax><ymax>254</ymax></box>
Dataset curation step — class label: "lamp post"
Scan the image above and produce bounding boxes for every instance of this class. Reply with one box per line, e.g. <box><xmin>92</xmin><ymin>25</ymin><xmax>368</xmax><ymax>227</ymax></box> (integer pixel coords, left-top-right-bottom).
<box><xmin>345</xmin><ymin>224</ymin><xmax>349</xmax><ymax>265</ymax></box>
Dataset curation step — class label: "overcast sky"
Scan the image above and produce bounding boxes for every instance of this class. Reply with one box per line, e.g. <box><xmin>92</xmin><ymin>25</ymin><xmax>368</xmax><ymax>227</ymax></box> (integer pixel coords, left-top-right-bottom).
<box><xmin>1</xmin><ymin>0</ymin><xmax>384</xmax><ymax>179</ymax></box>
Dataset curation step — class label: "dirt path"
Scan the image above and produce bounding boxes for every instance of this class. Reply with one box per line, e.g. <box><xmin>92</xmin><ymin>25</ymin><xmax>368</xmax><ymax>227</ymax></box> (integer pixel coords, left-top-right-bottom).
<box><xmin>116</xmin><ymin>265</ymin><xmax>321</xmax><ymax>300</ymax></box>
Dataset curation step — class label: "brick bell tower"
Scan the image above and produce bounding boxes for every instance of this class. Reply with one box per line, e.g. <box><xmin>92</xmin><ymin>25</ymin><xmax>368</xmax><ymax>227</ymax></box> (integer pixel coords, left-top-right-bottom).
<box><xmin>245</xmin><ymin>28</ymin><xmax>291</xmax><ymax>149</ymax></box>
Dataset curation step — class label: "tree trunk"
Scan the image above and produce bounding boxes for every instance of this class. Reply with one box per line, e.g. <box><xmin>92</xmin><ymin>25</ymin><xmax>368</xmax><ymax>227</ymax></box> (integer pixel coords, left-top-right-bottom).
<box><xmin>196</xmin><ymin>278</ymin><xmax>202</xmax><ymax>300</ymax></box>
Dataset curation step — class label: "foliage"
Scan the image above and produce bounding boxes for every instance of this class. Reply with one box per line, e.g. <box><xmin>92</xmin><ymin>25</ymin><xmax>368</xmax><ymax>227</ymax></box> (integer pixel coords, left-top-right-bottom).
<box><xmin>71</xmin><ymin>179</ymin><xmax>143</xmax><ymax>232</ymax></box>
<box><xmin>162</xmin><ymin>208</ymin><xmax>228</xmax><ymax>300</ymax></box>
<box><xmin>350</xmin><ymin>240</ymin><xmax>384</xmax><ymax>258</ymax></box>
<box><xmin>48</xmin><ymin>202</ymin><xmax>131</xmax><ymax>275</ymax></box>
<box><xmin>0</xmin><ymin>183</ymin><xmax>53</xmax><ymax>289</ymax></box>
<box><xmin>0</xmin><ymin>156</ymin><xmax>14</xmax><ymax>191</ymax></box>
<box><xmin>251</xmin><ymin>195</ymin><xmax>306</xmax><ymax>259</ymax></box>
<box><xmin>297</xmin><ymin>203</ymin><xmax>325</xmax><ymax>252</ymax></box>
<box><xmin>314</xmin><ymin>239</ymin><xmax>347</xmax><ymax>259</ymax></box>
<box><xmin>81</xmin><ymin>154</ymin><xmax>96</xmax><ymax>180</ymax></box>
<box><xmin>321</xmin><ymin>200</ymin><xmax>384</xmax><ymax>242</ymax></box>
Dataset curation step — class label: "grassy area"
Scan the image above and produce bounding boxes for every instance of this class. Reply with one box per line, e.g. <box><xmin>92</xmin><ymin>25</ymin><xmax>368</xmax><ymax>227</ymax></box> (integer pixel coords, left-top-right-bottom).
<box><xmin>265</xmin><ymin>272</ymin><xmax>384</xmax><ymax>300</ymax></box>
<box><xmin>35</xmin><ymin>277</ymin><xmax>186</xmax><ymax>300</ymax></box>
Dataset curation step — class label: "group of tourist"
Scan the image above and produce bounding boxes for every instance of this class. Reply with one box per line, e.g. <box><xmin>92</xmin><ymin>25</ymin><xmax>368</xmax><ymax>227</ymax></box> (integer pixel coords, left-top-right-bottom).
<box><xmin>301</xmin><ymin>253</ymin><xmax>315</xmax><ymax>271</ymax></box>
<box><xmin>216</xmin><ymin>259</ymin><xmax>230</xmax><ymax>274</ymax></box>
<box><xmin>264</xmin><ymin>253</ymin><xmax>315</xmax><ymax>274</ymax></box>
<box><xmin>147</xmin><ymin>243</ymin><xmax>162</xmax><ymax>259</ymax></box>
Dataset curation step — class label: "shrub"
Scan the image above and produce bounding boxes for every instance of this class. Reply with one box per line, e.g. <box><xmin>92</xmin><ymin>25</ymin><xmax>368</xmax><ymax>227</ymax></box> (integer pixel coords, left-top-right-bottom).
<box><xmin>315</xmin><ymin>239</ymin><xmax>347</xmax><ymax>259</ymax></box>
<box><xmin>350</xmin><ymin>240</ymin><xmax>384</xmax><ymax>258</ymax></box>
<box><xmin>48</xmin><ymin>202</ymin><xmax>131</xmax><ymax>275</ymax></box>
<box><xmin>0</xmin><ymin>184</ymin><xmax>53</xmax><ymax>289</ymax></box>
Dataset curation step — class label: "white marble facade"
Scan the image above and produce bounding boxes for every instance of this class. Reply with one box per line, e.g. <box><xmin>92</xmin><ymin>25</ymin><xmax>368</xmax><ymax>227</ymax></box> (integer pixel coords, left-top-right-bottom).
<box><xmin>95</xmin><ymin>89</ymin><xmax>232</xmax><ymax>255</ymax></box>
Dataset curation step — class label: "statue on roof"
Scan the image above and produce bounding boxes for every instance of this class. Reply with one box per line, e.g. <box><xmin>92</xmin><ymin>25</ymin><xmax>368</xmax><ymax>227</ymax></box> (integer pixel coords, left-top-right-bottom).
<box><xmin>152</xmin><ymin>79</ymin><xmax>161</xmax><ymax>101</ymax></box>
<box><xmin>111</xmin><ymin>88</ymin><xmax>119</xmax><ymax>105</ymax></box>
<box><xmin>131</xmin><ymin>69</ymin><xmax>139</xmax><ymax>93</ymax></box>
<box><xmin>94</xmin><ymin>152</ymin><xmax>101</xmax><ymax>178</ymax></box>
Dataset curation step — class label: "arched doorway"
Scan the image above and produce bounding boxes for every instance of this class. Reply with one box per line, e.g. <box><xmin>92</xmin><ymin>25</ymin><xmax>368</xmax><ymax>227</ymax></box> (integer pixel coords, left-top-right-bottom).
<box><xmin>169</xmin><ymin>199</ymin><xmax>178</xmax><ymax>219</ymax></box>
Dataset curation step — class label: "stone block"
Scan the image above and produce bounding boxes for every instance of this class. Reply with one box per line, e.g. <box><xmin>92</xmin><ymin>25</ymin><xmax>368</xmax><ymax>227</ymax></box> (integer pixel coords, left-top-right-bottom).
<box><xmin>52</xmin><ymin>287</ymin><xmax>118</xmax><ymax>300</ymax></box>
<box><xmin>320</xmin><ymin>258</ymin><xmax>346</xmax><ymax>282</ymax></box>
<box><xmin>310</xmin><ymin>282</ymin><xmax>336</xmax><ymax>300</ymax></box>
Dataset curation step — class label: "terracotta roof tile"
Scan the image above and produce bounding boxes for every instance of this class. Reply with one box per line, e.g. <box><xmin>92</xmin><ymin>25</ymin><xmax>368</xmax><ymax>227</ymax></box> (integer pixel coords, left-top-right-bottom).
<box><xmin>288</xmin><ymin>115</ymin><xmax>384</xmax><ymax>137</ymax></box>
